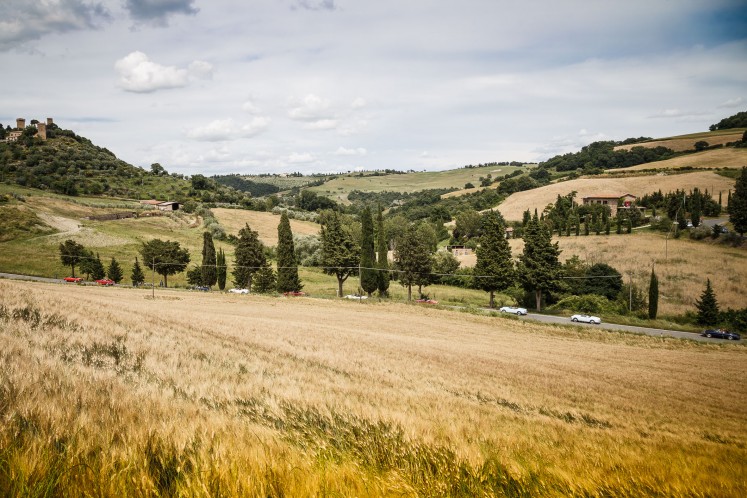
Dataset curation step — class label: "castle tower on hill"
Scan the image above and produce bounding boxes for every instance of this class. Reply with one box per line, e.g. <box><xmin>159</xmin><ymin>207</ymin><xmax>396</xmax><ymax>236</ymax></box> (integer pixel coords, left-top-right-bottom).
<box><xmin>16</xmin><ymin>118</ymin><xmax>25</xmax><ymax>129</ymax></box>
<box><xmin>46</xmin><ymin>117</ymin><xmax>54</xmax><ymax>126</ymax></box>
<box><xmin>4</xmin><ymin>116</ymin><xmax>52</xmax><ymax>142</ymax></box>
<box><xmin>37</xmin><ymin>122</ymin><xmax>47</xmax><ymax>140</ymax></box>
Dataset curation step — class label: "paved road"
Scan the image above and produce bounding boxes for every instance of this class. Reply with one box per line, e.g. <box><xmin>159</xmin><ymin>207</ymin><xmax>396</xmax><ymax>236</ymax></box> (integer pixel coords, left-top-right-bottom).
<box><xmin>2</xmin><ymin>272</ymin><xmax>740</xmax><ymax>344</ymax></box>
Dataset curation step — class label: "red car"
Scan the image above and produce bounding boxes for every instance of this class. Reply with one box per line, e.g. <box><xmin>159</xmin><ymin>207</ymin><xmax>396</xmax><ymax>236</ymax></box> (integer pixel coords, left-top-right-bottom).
<box><xmin>64</xmin><ymin>277</ymin><xmax>83</xmax><ymax>283</ymax></box>
<box><xmin>415</xmin><ymin>299</ymin><xmax>439</xmax><ymax>305</ymax></box>
<box><xmin>283</xmin><ymin>291</ymin><xmax>306</xmax><ymax>297</ymax></box>
<box><xmin>95</xmin><ymin>279</ymin><xmax>115</xmax><ymax>286</ymax></box>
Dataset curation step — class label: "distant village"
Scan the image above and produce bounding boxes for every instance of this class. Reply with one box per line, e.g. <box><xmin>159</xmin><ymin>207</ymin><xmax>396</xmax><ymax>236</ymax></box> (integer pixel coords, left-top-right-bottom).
<box><xmin>3</xmin><ymin>117</ymin><xmax>53</xmax><ymax>142</ymax></box>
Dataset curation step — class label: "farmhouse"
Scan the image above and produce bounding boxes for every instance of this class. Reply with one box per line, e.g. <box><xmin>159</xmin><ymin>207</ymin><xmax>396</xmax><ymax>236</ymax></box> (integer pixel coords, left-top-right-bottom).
<box><xmin>139</xmin><ymin>200</ymin><xmax>180</xmax><ymax>211</ymax></box>
<box><xmin>582</xmin><ymin>193</ymin><xmax>638</xmax><ymax>216</ymax></box>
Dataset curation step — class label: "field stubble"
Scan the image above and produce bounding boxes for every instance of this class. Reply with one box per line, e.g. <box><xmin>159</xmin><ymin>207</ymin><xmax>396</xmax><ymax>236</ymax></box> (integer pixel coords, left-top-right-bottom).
<box><xmin>1</xmin><ymin>279</ymin><xmax>745</xmax><ymax>496</ymax></box>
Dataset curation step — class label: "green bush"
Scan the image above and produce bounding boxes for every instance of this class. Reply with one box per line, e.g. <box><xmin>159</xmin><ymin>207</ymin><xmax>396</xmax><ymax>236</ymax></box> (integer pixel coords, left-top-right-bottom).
<box><xmin>551</xmin><ymin>294</ymin><xmax>617</xmax><ymax>314</ymax></box>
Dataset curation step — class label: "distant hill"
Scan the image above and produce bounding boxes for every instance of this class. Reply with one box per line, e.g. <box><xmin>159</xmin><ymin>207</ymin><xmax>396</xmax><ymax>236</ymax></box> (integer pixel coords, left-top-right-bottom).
<box><xmin>0</xmin><ymin>122</ymin><xmax>249</xmax><ymax>204</ymax></box>
<box><xmin>710</xmin><ymin>110</ymin><xmax>747</xmax><ymax>131</ymax></box>
<box><xmin>614</xmin><ymin>129</ymin><xmax>745</xmax><ymax>153</ymax></box>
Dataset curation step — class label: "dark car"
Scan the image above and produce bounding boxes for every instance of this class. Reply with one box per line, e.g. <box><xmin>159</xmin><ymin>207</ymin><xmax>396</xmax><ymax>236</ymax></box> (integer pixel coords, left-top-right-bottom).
<box><xmin>701</xmin><ymin>329</ymin><xmax>741</xmax><ymax>340</ymax></box>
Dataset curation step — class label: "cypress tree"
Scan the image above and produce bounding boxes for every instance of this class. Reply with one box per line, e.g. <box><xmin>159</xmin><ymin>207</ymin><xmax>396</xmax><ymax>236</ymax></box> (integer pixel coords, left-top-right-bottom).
<box><xmin>107</xmin><ymin>257</ymin><xmax>123</xmax><ymax>283</ymax></box>
<box><xmin>605</xmin><ymin>219</ymin><xmax>611</xmax><ymax>235</ymax></box>
<box><xmin>575</xmin><ymin>214</ymin><xmax>580</xmax><ymax>236</ymax></box>
<box><xmin>131</xmin><ymin>257</ymin><xmax>145</xmax><ymax>287</ymax></box>
<box><xmin>376</xmin><ymin>207</ymin><xmax>390</xmax><ymax>296</ymax></box>
<box><xmin>232</xmin><ymin>224</ymin><xmax>266</xmax><ymax>291</ymax></box>
<box><xmin>359</xmin><ymin>206</ymin><xmax>378</xmax><ymax>296</ymax></box>
<box><xmin>695</xmin><ymin>278</ymin><xmax>720</xmax><ymax>326</ymax></box>
<box><xmin>91</xmin><ymin>253</ymin><xmax>106</xmax><ymax>280</ymax></box>
<box><xmin>584</xmin><ymin>215</ymin><xmax>590</xmax><ymax>236</ymax></box>
<box><xmin>728</xmin><ymin>166</ymin><xmax>747</xmax><ymax>236</ymax></box>
<box><xmin>201</xmin><ymin>232</ymin><xmax>217</xmax><ymax>288</ymax></box>
<box><xmin>216</xmin><ymin>248</ymin><xmax>227</xmax><ymax>291</ymax></box>
<box><xmin>253</xmin><ymin>262</ymin><xmax>277</xmax><ymax>294</ymax></box>
<box><xmin>517</xmin><ymin>215</ymin><xmax>563</xmax><ymax>311</ymax></box>
<box><xmin>276</xmin><ymin>212</ymin><xmax>302</xmax><ymax>293</ymax></box>
<box><xmin>690</xmin><ymin>188</ymin><xmax>702</xmax><ymax>228</ymax></box>
<box><xmin>474</xmin><ymin>210</ymin><xmax>515</xmax><ymax>308</ymax></box>
<box><xmin>627</xmin><ymin>216</ymin><xmax>633</xmax><ymax>234</ymax></box>
<box><xmin>648</xmin><ymin>268</ymin><xmax>658</xmax><ymax>320</ymax></box>
<box><xmin>616</xmin><ymin>214</ymin><xmax>622</xmax><ymax>234</ymax></box>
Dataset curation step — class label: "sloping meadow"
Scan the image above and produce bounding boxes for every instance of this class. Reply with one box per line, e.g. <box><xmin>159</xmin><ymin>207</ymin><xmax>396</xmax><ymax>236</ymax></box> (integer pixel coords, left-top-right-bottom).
<box><xmin>1</xmin><ymin>279</ymin><xmax>745</xmax><ymax>496</ymax></box>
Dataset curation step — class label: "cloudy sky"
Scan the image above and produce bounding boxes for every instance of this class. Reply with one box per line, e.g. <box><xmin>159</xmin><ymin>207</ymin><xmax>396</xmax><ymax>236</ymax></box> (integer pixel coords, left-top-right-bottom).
<box><xmin>1</xmin><ymin>0</ymin><xmax>745</xmax><ymax>176</ymax></box>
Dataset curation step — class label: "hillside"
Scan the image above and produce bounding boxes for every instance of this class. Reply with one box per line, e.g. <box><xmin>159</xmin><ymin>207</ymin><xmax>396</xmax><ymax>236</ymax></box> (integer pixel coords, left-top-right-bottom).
<box><xmin>616</xmin><ymin>147</ymin><xmax>747</xmax><ymax>171</ymax></box>
<box><xmin>614</xmin><ymin>129</ymin><xmax>745</xmax><ymax>153</ymax></box>
<box><xmin>212</xmin><ymin>208</ymin><xmax>319</xmax><ymax>246</ymax></box>
<box><xmin>496</xmin><ymin>170</ymin><xmax>735</xmax><ymax>220</ymax></box>
<box><xmin>306</xmin><ymin>164</ymin><xmax>531</xmax><ymax>203</ymax></box>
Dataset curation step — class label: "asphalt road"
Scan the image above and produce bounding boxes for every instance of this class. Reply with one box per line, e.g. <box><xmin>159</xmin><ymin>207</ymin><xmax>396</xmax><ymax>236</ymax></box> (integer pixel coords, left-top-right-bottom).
<box><xmin>1</xmin><ymin>272</ymin><xmax>740</xmax><ymax>344</ymax></box>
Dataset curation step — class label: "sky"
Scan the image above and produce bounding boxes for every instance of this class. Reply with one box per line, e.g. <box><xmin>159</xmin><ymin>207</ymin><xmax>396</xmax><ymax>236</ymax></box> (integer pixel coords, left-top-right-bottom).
<box><xmin>1</xmin><ymin>0</ymin><xmax>746</xmax><ymax>176</ymax></box>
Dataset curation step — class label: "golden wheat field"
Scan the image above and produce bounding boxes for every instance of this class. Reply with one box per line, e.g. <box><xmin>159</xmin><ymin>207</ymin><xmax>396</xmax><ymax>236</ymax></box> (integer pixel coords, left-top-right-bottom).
<box><xmin>454</xmin><ymin>231</ymin><xmax>747</xmax><ymax>316</ymax></box>
<box><xmin>617</xmin><ymin>147</ymin><xmax>747</xmax><ymax>171</ymax></box>
<box><xmin>613</xmin><ymin>130</ymin><xmax>745</xmax><ymax>153</ymax></box>
<box><xmin>1</xmin><ymin>279</ymin><xmax>745</xmax><ymax>496</ymax></box>
<box><xmin>496</xmin><ymin>171</ymin><xmax>735</xmax><ymax>221</ymax></box>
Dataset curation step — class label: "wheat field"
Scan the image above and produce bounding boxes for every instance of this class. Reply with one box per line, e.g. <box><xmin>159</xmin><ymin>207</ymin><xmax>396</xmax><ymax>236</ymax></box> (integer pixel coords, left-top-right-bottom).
<box><xmin>616</xmin><ymin>147</ymin><xmax>747</xmax><ymax>171</ymax></box>
<box><xmin>213</xmin><ymin>208</ymin><xmax>319</xmax><ymax>245</ymax></box>
<box><xmin>614</xmin><ymin>130</ymin><xmax>745</xmax><ymax>152</ymax></box>
<box><xmin>1</xmin><ymin>279</ymin><xmax>745</xmax><ymax>496</ymax></box>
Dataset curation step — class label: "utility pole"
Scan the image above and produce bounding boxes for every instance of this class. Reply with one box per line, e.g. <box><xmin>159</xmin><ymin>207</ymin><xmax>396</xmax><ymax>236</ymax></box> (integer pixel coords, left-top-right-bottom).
<box><xmin>152</xmin><ymin>258</ymin><xmax>156</xmax><ymax>299</ymax></box>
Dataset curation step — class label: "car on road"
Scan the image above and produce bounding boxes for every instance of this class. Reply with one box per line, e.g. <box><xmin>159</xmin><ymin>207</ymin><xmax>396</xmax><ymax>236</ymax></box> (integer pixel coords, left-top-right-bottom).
<box><xmin>63</xmin><ymin>277</ymin><xmax>83</xmax><ymax>283</ymax></box>
<box><xmin>499</xmin><ymin>306</ymin><xmax>527</xmax><ymax>315</ymax></box>
<box><xmin>95</xmin><ymin>278</ymin><xmax>115</xmax><ymax>286</ymax></box>
<box><xmin>570</xmin><ymin>314</ymin><xmax>602</xmax><ymax>324</ymax></box>
<box><xmin>228</xmin><ymin>288</ymin><xmax>249</xmax><ymax>294</ymax></box>
<box><xmin>701</xmin><ymin>329</ymin><xmax>741</xmax><ymax>340</ymax></box>
<box><xmin>344</xmin><ymin>294</ymin><xmax>367</xmax><ymax>300</ymax></box>
<box><xmin>283</xmin><ymin>291</ymin><xmax>306</xmax><ymax>297</ymax></box>
<box><xmin>415</xmin><ymin>298</ymin><xmax>439</xmax><ymax>305</ymax></box>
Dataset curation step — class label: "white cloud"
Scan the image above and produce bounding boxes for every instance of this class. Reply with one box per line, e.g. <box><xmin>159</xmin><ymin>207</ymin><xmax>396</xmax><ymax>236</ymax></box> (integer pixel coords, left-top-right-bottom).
<box><xmin>351</xmin><ymin>97</ymin><xmax>367</xmax><ymax>109</ymax></box>
<box><xmin>187</xmin><ymin>117</ymin><xmax>269</xmax><ymax>141</ymax></box>
<box><xmin>114</xmin><ymin>52</ymin><xmax>212</xmax><ymax>92</ymax></box>
<box><xmin>287</xmin><ymin>94</ymin><xmax>333</xmax><ymax>121</ymax></box>
<box><xmin>304</xmin><ymin>119</ymin><xmax>338</xmax><ymax>130</ymax></box>
<box><xmin>718</xmin><ymin>97</ymin><xmax>743</xmax><ymax>108</ymax></box>
<box><xmin>334</xmin><ymin>146</ymin><xmax>367</xmax><ymax>156</ymax></box>
<box><xmin>242</xmin><ymin>98</ymin><xmax>261</xmax><ymax>114</ymax></box>
<box><xmin>288</xmin><ymin>152</ymin><xmax>315</xmax><ymax>163</ymax></box>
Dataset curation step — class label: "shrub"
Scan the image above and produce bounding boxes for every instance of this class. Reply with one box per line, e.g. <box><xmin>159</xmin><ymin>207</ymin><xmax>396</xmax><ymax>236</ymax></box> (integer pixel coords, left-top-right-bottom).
<box><xmin>551</xmin><ymin>294</ymin><xmax>617</xmax><ymax>314</ymax></box>
<box><xmin>688</xmin><ymin>225</ymin><xmax>712</xmax><ymax>240</ymax></box>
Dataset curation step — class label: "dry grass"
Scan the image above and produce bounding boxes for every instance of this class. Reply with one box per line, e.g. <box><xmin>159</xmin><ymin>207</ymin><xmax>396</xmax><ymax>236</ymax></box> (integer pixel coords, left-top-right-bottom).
<box><xmin>497</xmin><ymin>171</ymin><xmax>735</xmax><ymax>220</ymax></box>
<box><xmin>1</xmin><ymin>279</ymin><xmax>746</xmax><ymax>496</ymax></box>
<box><xmin>616</xmin><ymin>147</ymin><xmax>747</xmax><ymax>171</ymax></box>
<box><xmin>614</xmin><ymin>130</ymin><xmax>745</xmax><ymax>152</ymax></box>
<box><xmin>213</xmin><ymin>208</ymin><xmax>319</xmax><ymax>245</ymax></box>
<box><xmin>458</xmin><ymin>232</ymin><xmax>746</xmax><ymax>316</ymax></box>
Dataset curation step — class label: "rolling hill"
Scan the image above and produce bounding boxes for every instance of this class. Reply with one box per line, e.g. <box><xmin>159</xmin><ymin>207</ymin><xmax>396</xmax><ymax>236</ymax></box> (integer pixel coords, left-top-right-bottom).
<box><xmin>496</xmin><ymin>170</ymin><xmax>735</xmax><ymax>221</ymax></box>
<box><xmin>614</xmin><ymin>129</ymin><xmax>745</xmax><ymax>153</ymax></box>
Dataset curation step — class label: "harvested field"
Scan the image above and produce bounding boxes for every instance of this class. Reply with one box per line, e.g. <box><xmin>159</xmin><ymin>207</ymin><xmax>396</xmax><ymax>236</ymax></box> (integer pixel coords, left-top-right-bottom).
<box><xmin>1</xmin><ymin>279</ymin><xmax>745</xmax><ymax>496</ymax></box>
<box><xmin>497</xmin><ymin>171</ymin><xmax>734</xmax><ymax>220</ymax></box>
<box><xmin>616</xmin><ymin>147</ymin><xmax>747</xmax><ymax>171</ymax></box>
<box><xmin>213</xmin><ymin>208</ymin><xmax>319</xmax><ymax>245</ymax></box>
<box><xmin>614</xmin><ymin>130</ymin><xmax>745</xmax><ymax>152</ymax></box>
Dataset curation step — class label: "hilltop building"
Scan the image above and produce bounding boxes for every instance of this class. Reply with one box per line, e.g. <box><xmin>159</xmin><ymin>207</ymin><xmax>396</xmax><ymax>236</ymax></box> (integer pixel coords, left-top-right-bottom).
<box><xmin>4</xmin><ymin>117</ymin><xmax>53</xmax><ymax>142</ymax></box>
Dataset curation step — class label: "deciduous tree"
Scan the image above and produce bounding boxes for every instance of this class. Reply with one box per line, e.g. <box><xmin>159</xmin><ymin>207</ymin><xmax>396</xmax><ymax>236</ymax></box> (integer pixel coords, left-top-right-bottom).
<box><xmin>320</xmin><ymin>211</ymin><xmax>359</xmax><ymax>297</ymax></box>
<box><xmin>59</xmin><ymin>239</ymin><xmax>85</xmax><ymax>277</ymax></box>
<box><xmin>140</xmin><ymin>239</ymin><xmax>190</xmax><ymax>288</ymax></box>
<box><xmin>393</xmin><ymin>223</ymin><xmax>433</xmax><ymax>301</ymax></box>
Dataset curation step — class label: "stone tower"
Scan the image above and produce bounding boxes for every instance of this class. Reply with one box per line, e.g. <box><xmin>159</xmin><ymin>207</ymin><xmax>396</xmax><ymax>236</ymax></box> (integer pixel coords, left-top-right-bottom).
<box><xmin>46</xmin><ymin>117</ymin><xmax>54</xmax><ymax>126</ymax></box>
<box><xmin>16</xmin><ymin>118</ymin><xmax>25</xmax><ymax>129</ymax></box>
<box><xmin>37</xmin><ymin>122</ymin><xmax>47</xmax><ymax>140</ymax></box>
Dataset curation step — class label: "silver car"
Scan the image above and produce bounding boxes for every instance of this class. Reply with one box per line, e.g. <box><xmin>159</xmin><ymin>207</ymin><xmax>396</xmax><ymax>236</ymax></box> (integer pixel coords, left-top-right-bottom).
<box><xmin>571</xmin><ymin>314</ymin><xmax>601</xmax><ymax>324</ymax></box>
<box><xmin>499</xmin><ymin>306</ymin><xmax>527</xmax><ymax>316</ymax></box>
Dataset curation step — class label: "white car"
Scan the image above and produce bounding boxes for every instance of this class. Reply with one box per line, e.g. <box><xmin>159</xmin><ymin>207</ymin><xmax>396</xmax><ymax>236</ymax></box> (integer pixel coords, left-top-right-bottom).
<box><xmin>228</xmin><ymin>288</ymin><xmax>249</xmax><ymax>294</ymax></box>
<box><xmin>344</xmin><ymin>294</ymin><xmax>367</xmax><ymax>300</ymax></box>
<box><xmin>499</xmin><ymin>306</ymin><xmax>527</xmax><ymax>315</ymax></box>
<box><xmin>570</xmin><ymin>314</ymin><xmax>601</xmax><ymax>324</ymax></box>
